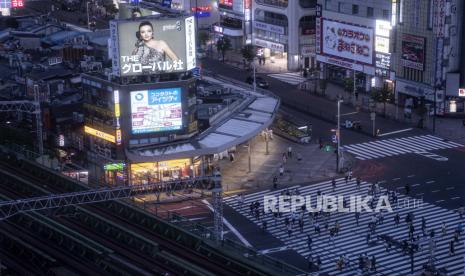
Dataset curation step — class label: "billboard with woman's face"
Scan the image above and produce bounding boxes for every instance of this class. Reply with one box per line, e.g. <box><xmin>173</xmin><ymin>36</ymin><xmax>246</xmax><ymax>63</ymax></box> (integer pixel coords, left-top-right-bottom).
<box><xmin>110</xmin><ymin>16</ymin><xmax>196</xmax><ymax>77</ymax></box>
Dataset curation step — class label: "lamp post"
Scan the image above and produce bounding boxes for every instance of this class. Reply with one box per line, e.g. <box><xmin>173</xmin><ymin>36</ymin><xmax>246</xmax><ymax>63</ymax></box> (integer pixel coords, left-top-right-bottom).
<box><xmin>336</xmin><ymin>99</ymin><xmax>343</xmax><ymax>172</ymax></box>
<box><xmin>86</xmin><ymin>1</ymin><xmax>91</xmax><ymax>29</ymax></box>
<box><xmin>252</xmin><ymin>58</ymin><xmax>257</xmax><ymax>93</ymax></box>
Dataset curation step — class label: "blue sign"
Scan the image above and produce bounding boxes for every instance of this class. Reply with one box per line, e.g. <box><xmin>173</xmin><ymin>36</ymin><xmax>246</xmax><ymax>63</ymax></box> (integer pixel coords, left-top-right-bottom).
<box><xmin>162</xmin><ymin>0</ymin><xmax>172</xmax><ymax>7</ymax></box>
<box><xmin>192</xmin><ymin>67</ymin><xmax>201</xmax><ymax>77</ymax></box>
<box><xmin>332</xmin><ymin>135</ymin><xmax>337</xmax><ymax>143</ymax></box>
<box><xmin>148</xmin><ymin>88</ymin><xmax>181</xmax><ymax>105</ymax></box>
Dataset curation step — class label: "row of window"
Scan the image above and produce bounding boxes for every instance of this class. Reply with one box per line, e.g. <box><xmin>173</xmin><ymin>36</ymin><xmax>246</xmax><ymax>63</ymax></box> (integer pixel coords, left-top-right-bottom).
<box><xmin>255</xmin><ymin>0</ymin><xmax>316</xmax><ymax>9</ymax></box>
<box><xmin>325</xmin><ymin>0</ymin><xmax>390</xmax><ymax>20</ymax></box>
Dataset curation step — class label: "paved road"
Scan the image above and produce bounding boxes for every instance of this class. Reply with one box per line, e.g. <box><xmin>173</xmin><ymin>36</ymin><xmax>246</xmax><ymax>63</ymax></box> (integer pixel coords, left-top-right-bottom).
<box><xmin>223</xmin><ymin>178</ymin><xmax>464</xmax><ymax>275</ymax></box>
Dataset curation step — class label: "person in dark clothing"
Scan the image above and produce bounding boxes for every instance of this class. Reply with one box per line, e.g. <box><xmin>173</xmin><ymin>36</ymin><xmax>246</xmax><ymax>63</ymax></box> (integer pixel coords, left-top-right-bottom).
<box><xmin>405</xmin><ymin>183</ymin><xmax>411</xmax><ymax>195</ymax></box>
<box><xmin>371</xmin><ymin>255</ymin><xmax>376</xmax><ymax>271</ymax></box>
<box><xmin>307</xmin><ymin>235</ymin><xmax>312</xmax><ymax>250</ymax></box>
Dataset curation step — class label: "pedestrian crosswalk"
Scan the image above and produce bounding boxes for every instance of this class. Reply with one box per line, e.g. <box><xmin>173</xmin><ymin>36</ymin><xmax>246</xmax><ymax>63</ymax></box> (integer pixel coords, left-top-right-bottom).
<box><xmin>342</xmin><ymin>135</ymin><xmax>462</xmax><ymax>160</ymax></box>
<box><xmin>268</xmin><ymin>72</ymin><xmax>307</xmax><ymax>85</ymax></box>
<box><xmin>224</xmin><ymin>179</ymin><xmax>464</xmax><ymax>275</ymax></box>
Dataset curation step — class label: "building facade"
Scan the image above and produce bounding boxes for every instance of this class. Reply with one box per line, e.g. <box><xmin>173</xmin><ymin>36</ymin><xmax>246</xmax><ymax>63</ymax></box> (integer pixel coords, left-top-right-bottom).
<box><xmin>251</xmin><ymin>0</ymin><xmax>317</xmax><ymax>70</ymax></box>
<box><xmin>316</xmin><ymin>0</ymin><xmax>394</xmax><ymax>94</ymax></box>
<box><xmin>393</xmin><ymin>0</ymin><xmax>464</xmax><ymax>116</ymax></box>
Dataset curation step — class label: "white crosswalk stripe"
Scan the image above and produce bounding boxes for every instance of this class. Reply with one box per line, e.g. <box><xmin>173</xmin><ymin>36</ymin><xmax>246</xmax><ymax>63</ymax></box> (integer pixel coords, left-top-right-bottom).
<box><xmin>225</xmin><ymin>179</ymin><xmax>465</xmax><ymax>275</ymax></box>
<box><xmin>268</xmin><ymin>72</ymin><xmax>307</xmax><ymax>85</ymax></box>
<box><xmin>342</xmin><ymin>135</ymin><xmax>463</xmax><ymax>160</ymax></box>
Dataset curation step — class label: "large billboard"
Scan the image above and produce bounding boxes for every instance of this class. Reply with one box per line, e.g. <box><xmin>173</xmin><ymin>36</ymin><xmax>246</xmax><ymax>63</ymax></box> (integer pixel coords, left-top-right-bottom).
<box><xmin>400</xmin><ymin>33</ymin><xmax>425</xmax><ymax>71</ymax></box>
<box><xmin>130</xmin><ymin>88</ymin><xmax>183</xmax><ymax>134</ymax></box>
<box><xmin>110</xmin><ymin>17</ymin><xmax>196</xmax><ymax>77</ymax></box>
<box><xmin>322</xmin><ymin>19</ymin><xmax>373</xmax><ymax>65</ymax></box>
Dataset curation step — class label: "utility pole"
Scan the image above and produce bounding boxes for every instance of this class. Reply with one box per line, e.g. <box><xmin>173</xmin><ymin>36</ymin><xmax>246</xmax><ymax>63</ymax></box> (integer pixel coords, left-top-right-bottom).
<box><xmin>86</xmin><ymin>1</ymin><xmax>91</xmax><ymax>29</ymax></box>
<box><xmin>433</xmin><ymin>86</ymin><xmax>437</xmax><ymax>134</ymax></box>
<box><xmin>253</xmin><ymin>59</ymin><xmax>257</xmax><ymax>93</ymax></box>
<box><xmin>211</xmin><ymin>170</ymin><xmax>223</xmax><ymax>243</ymax></box>
<box><xmin>247</xmin><ymin>141</ymin><xmax>252</xmax><ymax>173</ymax></box>
<box><xmin>336</xmin><ymin>99</ymin><xmax>342</xmax><ymax>172</ymax></box>
<box><xmin>265</xmin><ymin>130</ymin><xmax>269</xmax><ymax>155</ymax></box>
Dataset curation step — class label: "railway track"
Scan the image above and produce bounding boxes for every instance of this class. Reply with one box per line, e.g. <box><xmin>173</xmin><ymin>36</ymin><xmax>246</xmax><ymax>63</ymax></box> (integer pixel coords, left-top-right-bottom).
<box><xmin>0</xmin><ymin>154</ymin><xmax>284</xmax><ymax>275</ymax></box>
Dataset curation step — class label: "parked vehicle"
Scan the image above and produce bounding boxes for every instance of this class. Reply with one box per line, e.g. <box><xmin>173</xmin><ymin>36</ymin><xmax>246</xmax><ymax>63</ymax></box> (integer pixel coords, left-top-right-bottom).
<box><xmin>245</xmin><ymin>76</ymin><xmax>269</xmax><ymax>89</ymax></box>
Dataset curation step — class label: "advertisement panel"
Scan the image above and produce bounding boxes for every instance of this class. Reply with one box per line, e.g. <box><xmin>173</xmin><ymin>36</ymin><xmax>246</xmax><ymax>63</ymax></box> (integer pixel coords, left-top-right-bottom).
<box><xmin>130</xmin><ymin>88</ymin><xmax>183</xmax><ymax>134</ymax></box>
<box><xmin>111</xmin><ymin>17</ymin><xmax>196</xmax><ymax>77</ymax></box>
<box><xmin>375</xmin><ymin>36</ymin><xmax>390</xmax><ymax>54</ymax></box>
<box><xmin>375</xmin><ymin>53</ymin><xmax>391</xmax><ymax>69</ymax></box>
<box><xmin>84</xmin><ymin>126</ymin><xmax>116</xmax><ymax>143</ymax></box>
<box><xmin>254</xmin><ymin>38</ymin><xmax>285</xmax><ymax>52</ymax></box>
<box><xmin>322</xmin><ymin>19</ymin><xmax>374</xmax><ymax>65</ymax></box>
<box><xmin>219</xmin><ymin>0</ymin><xmax>233</xmax><ymax>9</ymax></box>
<box><xmin>400</xmin><ymin>34</ymin><xmax>425</xmax><ymax>70</ymax></box>
<box><xmin>253</xmin><ymin>21</ymin><xmax>285</xmax><ymax>35</ymax></box>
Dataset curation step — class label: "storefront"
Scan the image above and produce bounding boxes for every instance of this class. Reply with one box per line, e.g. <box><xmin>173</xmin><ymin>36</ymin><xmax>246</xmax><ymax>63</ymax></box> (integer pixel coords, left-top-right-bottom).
<box><xmin>130</xmin><ymin>158</ymin><xmax>203</xmax><ymax>184</ymax></box>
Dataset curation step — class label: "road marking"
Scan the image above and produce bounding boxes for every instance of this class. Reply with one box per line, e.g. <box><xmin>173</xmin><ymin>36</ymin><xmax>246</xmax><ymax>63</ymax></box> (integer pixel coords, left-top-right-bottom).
<box><xmin>436</xmin><ymin>200</ymin><xmax>445</xmax><ymax>203</ymax></box>
<box><xmin>259</xmin><ymin>246</ymin><xmax>289</xmax><ymax>254</ymax></box>
<box><xmin>431</xmin><ymin>190</ymin><xmax>440</xmax><ymax>193</ymax></box>
<box><xmin>378</xmin><ymin>180</ymin><xmax>387</xmax><ymax>184</ymax></box>
<box><xmin>392</xmin><ymin>178</ymin><xmax>401</xmax><ymax>181</ymax></box>
<box><xmin>426</xmin><ymin>180</ymin><xmax>435</xmax><ymax>184</ymax></box>
<box><xmin>416</xmin><ymin>193</ymin><xmax>424</xmax><ymax>196</ymax></box>
<box><xmin>396</xmin><ymin>187</ymin><xmax>404</xmax><ymax>190</ymax></box>
<box><xmin>407</xmin><ymin>175</ymin><xmax>415</xmax><ymax>178</ymax></box>
<box><xmin>338</xmin><ymin>111</ymin><xmax>359</xmax><ymax>117</ymax></box>
<box><xmin>411</xmin><ymin>184</ymin><xmax>420</xmax><ymax>187</ymax></box>
<box><xmin>446</xmin><ymin>187</ymin><xmax>455</xmax><ymax>190</ymax></box>
<box><xmin>451</xmin><ymin>197</ymin><xmax>461</xmax><ymax>200</ymax></box>
<box><xmin>377</xmin><ymin>128</ymin><xmax>413</xmax><ymax>137</ymax></box>
<box><xmin>202</xmin><ymin>199</ymin><xmax>252</xmax><ymax>247</ymax></box>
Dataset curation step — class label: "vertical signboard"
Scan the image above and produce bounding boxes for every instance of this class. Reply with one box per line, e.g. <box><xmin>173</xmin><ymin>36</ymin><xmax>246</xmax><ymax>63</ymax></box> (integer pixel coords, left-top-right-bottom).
<box><xmin>109</xmin><ymin>21</ymin><xmax>121</xmax><ymax>76</ymax></box>
<box><xmin>433</xmin><ymin>0</ymin><xmax>446</xmax><ymax>37</ymax></box>
<box><xmin>185</xmin><ymin>16</ymin><xmax>196</xmax><ymax>71</ymax></box>
<box><xmin>114</xmin><ymin>90</ymin><xmax>122</xmax><ymax>145</ymax></box>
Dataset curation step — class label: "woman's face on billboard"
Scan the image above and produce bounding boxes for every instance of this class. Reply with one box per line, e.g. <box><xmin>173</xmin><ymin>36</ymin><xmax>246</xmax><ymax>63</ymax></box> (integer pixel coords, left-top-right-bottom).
<box><xmin>139</xmin><ymin>25</ymin><xmax>153</xmax><ymax>42</ymax></box>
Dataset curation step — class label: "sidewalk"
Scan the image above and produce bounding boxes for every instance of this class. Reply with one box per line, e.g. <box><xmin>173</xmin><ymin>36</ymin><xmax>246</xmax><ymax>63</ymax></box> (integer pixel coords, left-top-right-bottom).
<box><xmin>219</xmin><ymin>134</ymin><xmax>340</xmax><ymax>194</ymax></box>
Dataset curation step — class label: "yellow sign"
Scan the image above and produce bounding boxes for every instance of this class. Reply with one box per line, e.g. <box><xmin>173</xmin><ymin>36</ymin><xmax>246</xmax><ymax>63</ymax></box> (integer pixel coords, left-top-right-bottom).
<box><xmin>115</xmin><ymin>103</ymin><xmax>120</xmax><ymax>117</ymax></box>
<box><xmin>84</xmin><ymin>126</ymin><xmax>116</xmax><ymax>143</ymax></box>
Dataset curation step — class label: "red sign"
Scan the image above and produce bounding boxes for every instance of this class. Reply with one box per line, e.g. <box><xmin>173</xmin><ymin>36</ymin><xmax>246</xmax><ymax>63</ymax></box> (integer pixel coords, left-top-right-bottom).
<box><xmin>12</xmin><ymin>0</ymin><xmax>24</xmax><ymax>8</ymax></box>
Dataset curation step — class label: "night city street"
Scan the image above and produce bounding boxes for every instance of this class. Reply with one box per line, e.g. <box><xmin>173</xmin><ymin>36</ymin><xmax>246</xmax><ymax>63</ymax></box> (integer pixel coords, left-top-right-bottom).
<box><xmin>0</xmin><ymin>0</ymin><xmax>463</xmax><ymax>275</ymax></box>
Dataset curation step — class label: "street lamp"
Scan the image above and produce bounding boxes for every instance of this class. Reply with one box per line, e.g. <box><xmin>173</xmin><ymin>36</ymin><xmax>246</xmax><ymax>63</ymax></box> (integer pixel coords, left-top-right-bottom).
<box><xmin>86</xmin><ymin>1</ymin><xmax>91</xmax><ymax>29</ymax></box>
<box><xmin>336</xmin><ymin>99</ymin><xmax>343</xmax><ymax>172</ymax></box>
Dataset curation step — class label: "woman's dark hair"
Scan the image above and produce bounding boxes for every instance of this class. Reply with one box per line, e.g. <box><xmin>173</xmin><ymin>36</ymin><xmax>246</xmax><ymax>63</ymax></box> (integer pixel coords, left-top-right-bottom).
<box><xmin>136</xmin><ymin>21</ymin><xmax>153</xmax><ymax>40</ymax></box>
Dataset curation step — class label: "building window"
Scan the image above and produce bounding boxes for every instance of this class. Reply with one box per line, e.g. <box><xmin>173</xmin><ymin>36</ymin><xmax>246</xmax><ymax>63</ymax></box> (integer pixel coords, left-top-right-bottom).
<box><xmin>382</xmin><ymin>9</ymin><xmax>389</xmax><ymax>20</ymax></box>
<box><xmin>367</xmin><ymin>7</ymin><xmax>374</xmax><ymax>18</ymax></box>
<box><xmin>352</xmin><ymin>4</ymin><xmax>359</xmax><ymax>15</ymax></box>
<box><xmin>325</xmin><ymin>0</ymin><xmax>331</xmax><ymax>10</ymax></box>
<box><xmin>403</xmin><ymin>67</ymin><xmax>424</xmax><ymax>83</ymax></box>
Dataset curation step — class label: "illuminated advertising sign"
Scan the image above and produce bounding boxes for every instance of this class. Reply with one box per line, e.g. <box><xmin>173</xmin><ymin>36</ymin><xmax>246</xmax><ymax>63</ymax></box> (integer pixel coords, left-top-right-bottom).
<box><xmin>375</xmin><ymin>20</ymin><xmax>391</xmax><ymax>37</ymax></box>
<box><xmin>130</xmin><ymin>88</ymin><xmax>183</xmax><ymax>134</ymax></box>
<box><xmin>1</xmin><ymin>0</ymin><xmax>23</xmax><ymax>8</ymax></box>
<box><xmin>322</xmin><ymin>19</ymin><xmax>374</xmax><ymax>65</ymax></box>
<box><xmin>375</xmin><ymin>36</ymin><xmax>390</xmax><ymax>54</ymax></box>
<box><xmin>375</xmin><ymin>53</ymin><xmax>391</xmax><ymax>69</ymax></box>
<box><xmin>110</xmin><ymin>17</ymin><xmax>196</xmax><ymax>77</ymax></box>
<box><xmin>459</xmin><ymin>89</ymin><xmax>465</xmax><ymax>97</ymax></box>
<box><xmin>400</xmin><ymin>34</ymin><xmax>425</xmax><ymax>70</ymax></box>
<box><xmin>218</xmin><ymin>0</ymin><xmax>233</xmax><ymax>9</ymax></box>
<box><xmin>84</xmin><ymin>126</ymin><xmax>116</xmax><ymax>143</ymax></box>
